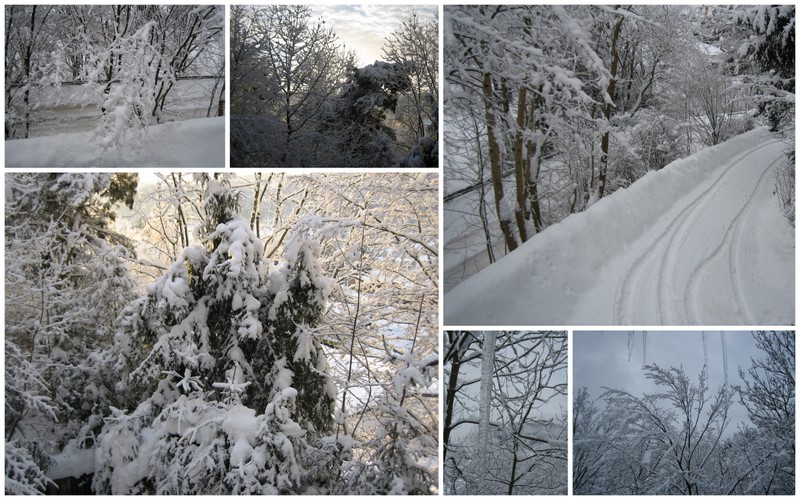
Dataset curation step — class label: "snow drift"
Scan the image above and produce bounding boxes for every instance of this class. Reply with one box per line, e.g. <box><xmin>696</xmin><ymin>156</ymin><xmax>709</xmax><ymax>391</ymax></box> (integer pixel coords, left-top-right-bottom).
<box><xmin>5</xmin><ymin>117</ymin><xmax>224</xmax><ymax>168</ymax></box>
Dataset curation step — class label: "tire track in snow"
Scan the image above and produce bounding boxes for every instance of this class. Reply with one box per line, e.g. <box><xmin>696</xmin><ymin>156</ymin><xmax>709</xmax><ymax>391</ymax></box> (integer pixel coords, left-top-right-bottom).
<box><xmin>613</xmin><ymin>139</ymin><xmax>781</xmax><ymax>325</ymax></box>
<box><xmin>685</xmin><ymin>153</ymin><xmax>783</xmax><ymax>324</ymax></box>
<box><xmin>613</xmin><ymin>182</ymin><xmax>708</xmax><ymax>325</ymax></box>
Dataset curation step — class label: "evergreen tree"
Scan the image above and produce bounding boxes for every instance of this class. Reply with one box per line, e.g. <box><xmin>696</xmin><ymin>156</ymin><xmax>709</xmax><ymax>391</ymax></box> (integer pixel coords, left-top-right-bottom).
<box><xmin>322</xmin><ymin>62</ymin><xmax>412</xmax><ymax>167</ymax></box>
<box><xmin>95</xmin><ymin>177</ymin><xmax>336</xmax><ymax>494</ymax></box>
<box><xmin>738</xmin><ymin>6</ymin><xmax>795</xmax><ymax>132</ymax></box>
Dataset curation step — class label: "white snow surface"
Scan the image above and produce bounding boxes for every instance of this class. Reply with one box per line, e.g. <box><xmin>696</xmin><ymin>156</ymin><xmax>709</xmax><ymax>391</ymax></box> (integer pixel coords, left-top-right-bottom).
<box><xmin>445</xmin><ymin>128</ymin><xmax>794</xmax><ymax>326</ymax></box>
<box><xmin>5</xmin><ymin>117</ymin><xmax>224</xmax><ymax>168</ymax></box>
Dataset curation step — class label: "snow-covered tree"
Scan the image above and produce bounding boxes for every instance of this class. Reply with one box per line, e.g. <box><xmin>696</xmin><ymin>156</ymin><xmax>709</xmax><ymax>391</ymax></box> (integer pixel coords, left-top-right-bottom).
<box><xmin>444</xmin><ymin>331</ymin><xmax>567</xmax><ymax>495</ymax></box>
<box><xmin>574</xmin><ymin>333</ymin><xmax>794</xmax><ymax>496</ymax></box>
<box><xmin>4</xmin><ymin>5</ymin><xmax>223</xmax><ymax>144</ymax></box>
<box><xmin>737</xmin><ymin>6</ymin><xmax>795</xmax><ymax>224</ymax></box>
<box><xmin>599</xmin><ymin>365</ymin><xmax>732</xmax><ymax>494</ymax></box>
<box><xmin>333</xmin><ymin>321</ymin><xmax>438</xmax><ymax>494</ymax></box>
<box><xmin>729</xmin><ymin>331</ymin><xmax>795</xmax><ymax>494</ymax></box>
<box><xmin>94</xmin><ymin>177</ymin><xmax>337</xmax><ymax>494</ymax></box>
<box><xmin>382</xmin><ymin>11</ymin><xmax>439</xmax><ymax>155</ymax></box>
<box><xmin>319</xmin><ymin>61</ymin><xmax>413</xmax><ymax>167</ymax></box>
<box><xmin>4</xmin><ymin>5</ymin><xmax>56</xmax><ymax>139</ymax></box>
<box><xmin>5</xmin><ymin>173</ymin><xmax>138</xmax><ymax>494</ymax></box>
<box><xmin>445</xmin><ymin>5</ymin><xmax>611</xmax><ymax>250</ymax></box>
<box><xmin>229</xmin><ymin>5</ymin><xmax>352</xmax><ymax>167</ymax></box>
<box><xmin>88</xmin><ymin>6</ymin><xmax>223</xmax><ymax>149</ymax></box>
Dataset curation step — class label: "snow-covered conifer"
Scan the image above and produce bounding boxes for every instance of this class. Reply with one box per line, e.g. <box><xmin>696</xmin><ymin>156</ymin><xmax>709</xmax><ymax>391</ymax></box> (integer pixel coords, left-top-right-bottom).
<box><xmin>96</xmin><ymin>176</ymin><xmax>335</xmax><ymax>494</ymax></box>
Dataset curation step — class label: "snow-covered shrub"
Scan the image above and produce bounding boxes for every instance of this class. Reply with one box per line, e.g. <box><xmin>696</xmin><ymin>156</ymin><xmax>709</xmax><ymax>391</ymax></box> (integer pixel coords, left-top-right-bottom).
<box><xmin>398</xmin><ymin>136</ymin><xmax>438</xmax><ymax>168</ymax></box>
<box><xmin>5</xmin><ymin>341</ymin><xmax>58</xmax><ymax>495</ymax></box>
<box><xmin>93</xmin><ymin>22</ymin><xmax>160</xmax><ymax>151</ymax></box>
<box><xmin>608</xmin><ymin>130</ymin><xmax>645</xmax><ymax>193</ymax></box>
<box><xmin>94</xmin><ymin>389</ymin><xmax>316</xmax><ymax>495</ymax></box>
<box><xmin>630</xmin><ymin>111</ymin><xmax>685</xmax><ymax>171</ymax></box>
<box><xmin>5</xmin><ymin>440</ymin><xmax>55</xmax><ymax>495</ymax></box>
<box><xmin>230</xmin><ymin>115</ymin><xmax>286</xmax><ymax>167</ymax></box>
<box><xmin>775</xmin><ymin>154</ymin><xmax>794</xmax><ymax>226</ymax></box>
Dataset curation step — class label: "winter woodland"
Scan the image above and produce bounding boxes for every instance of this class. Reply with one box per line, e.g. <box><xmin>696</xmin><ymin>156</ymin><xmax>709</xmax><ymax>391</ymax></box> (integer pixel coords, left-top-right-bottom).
<box><xmin>574</xmin><ymin>331</ymin><xmax>795</xmax><ymax>495</ymax></box>
<box><xmin>444</xmin><ymin>331</ymin><xmax>567</xmax><ymax>495</ymax></box>
<box><xmin>5</xmin><ymin>173</ymin><xmax>438</xmax><ymax>494</ymax></box>
<box><xmin>444</xmin><ymin>5</ymin><xmax>794</xmax><ymax>325</ymax></box>
<box><xmin>4</xmin><ymin>5</ymin><xmax>225</xmax><ymax>167</ymax></box>
<box><xmin>230</xmin><ymin>5</ymin><xmax>438</xmax><ymax>167</ymax></box>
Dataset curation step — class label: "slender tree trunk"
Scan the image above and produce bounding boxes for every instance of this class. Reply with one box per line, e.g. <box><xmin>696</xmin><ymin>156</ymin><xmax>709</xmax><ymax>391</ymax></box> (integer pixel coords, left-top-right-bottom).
<box><xmin>508</xmin><ymin>440</ymin><xmax>519</xmax><ymax>495</ymax></box>
<box><xmin>513</xmin><ymin>85</ymin><xmax>529</xmax><ymax>243</ymax></box>
<box><xmin>474</xmin><ymin>113</ymin><xmax>495</xmax><ymax>264</ymax></box>
<box><xmin>525</xmin><ymin>95</ymin><xmax>544</xmax><ymax>232</ymax></box>
<box><xmin>482</xmin><ymin>69</ymin><xmax>518</xmax><ymax>252</ymax></box>
<box><xmin>250</xmin><ymin>172</ymin><xmax>263</xmax><ymax>237</ymax></box>
<box><xmin>443</xmin><ymin>332</ymin><xmax>463</xmax><ymax>463</ymax></box>
<box><xmin>22</xmin><ymin>5</ymin><xmax>38</xmax><ymax>139</ymax></box>
<box><xmin>598</xmin><ymin>14</ymin><xmax>624</xmax><ymax>200</ymax></box>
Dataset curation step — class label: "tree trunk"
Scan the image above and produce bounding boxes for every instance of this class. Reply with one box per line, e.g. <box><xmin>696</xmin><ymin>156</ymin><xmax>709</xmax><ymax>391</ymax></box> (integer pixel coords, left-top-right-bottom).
<box><xmin>474</xmin><ymin>114</ymin><xmax>495</xmax><ymax>264</ymax></box>
<box><xmin>525</xmin><ymin>95</ymin><xmax>544</xmax><ymax>232</ymax></box>
<box><xmin>443</xmin><ymin>332</ymin><xmax>463</xmax><ymax>463</ymax></box>
<box><xmin>22</xmin><ymin>5</ymin><xmax>37</xmax><ymax>139</ymax></box>
<box><xmin>513</xmin><ymin>85</ymin><xmax>529</xmax><ymax>243</ymax></box>
<box><xmin>482</xmin><ymin>70</ymin><xmax>518</xmax><ymax>252</ymax></box>
<box><xmin>598</xmin><ymin>14</ymin><xmax>624</xmax><ymax>200</ymax></box>
<box><xmin>507</xmin><ymin>440</ymin><xmax>519</xmax><ymax>495</ymax></box>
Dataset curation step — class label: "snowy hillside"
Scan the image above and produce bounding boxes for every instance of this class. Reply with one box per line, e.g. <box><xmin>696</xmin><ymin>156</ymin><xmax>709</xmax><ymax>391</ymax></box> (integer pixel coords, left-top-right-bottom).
<box><xmin>444</xmin><ymin>128</ymin><xmax>794</xmax><ymax>326</ymax></box>
<box><xmin>5</xmin><ymin>117</ymin><xmax>224</xmax><ymax>168</ymax></box>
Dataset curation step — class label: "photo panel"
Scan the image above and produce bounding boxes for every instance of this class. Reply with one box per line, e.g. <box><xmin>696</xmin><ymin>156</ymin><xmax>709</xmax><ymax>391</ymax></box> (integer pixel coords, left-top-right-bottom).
<box><xmin>442</xmin><ymin>5</ymin><xmax>794</xmax><ymax>327</ymax></box>
<box><xmin>5</xmin><ymin>171</ymin><xmax>439</xmax><ymax>494</ymax></box>
<box><xmin>4</xmin><ymin>5</ymin><xmax>225</xmax><ymax>168</ymax></box>
<box><xmin>443</xmin><ymin>330</ymin><xmax>568</xmax><ymax>495</ymax></box>
<box><xmin>229</xmin><ymin>4</ymin><xmax>438</xmax><ymax>168</ymax></box>
<box><xmin>572</xmin><ymin>330</ymin><xmax>795</xmax><ymax>495</ymax></box>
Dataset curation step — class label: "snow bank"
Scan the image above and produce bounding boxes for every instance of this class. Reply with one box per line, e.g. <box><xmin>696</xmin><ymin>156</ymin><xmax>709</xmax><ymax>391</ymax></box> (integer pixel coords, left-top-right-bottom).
<box><xmin>5</xmin><ymin>117</ymin><xmax>224</xmax><ymax>168</ymax></box>
<box><xmin>444</xmin><ymin>127</ymin><xmax>787</xmax><ymax>325</ymax></box>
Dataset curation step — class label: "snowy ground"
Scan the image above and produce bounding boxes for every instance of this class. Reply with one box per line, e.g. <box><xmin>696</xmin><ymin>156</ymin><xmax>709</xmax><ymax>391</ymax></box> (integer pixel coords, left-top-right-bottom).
<box><xmin>444</xmin><ymin>128</ymin><xmax>794</xmax><ymax>326</ymax></box>
<box><xmin>5</xmin><ymin>117</ymin><xmax>224</xmax><ymax>168</ymax></box>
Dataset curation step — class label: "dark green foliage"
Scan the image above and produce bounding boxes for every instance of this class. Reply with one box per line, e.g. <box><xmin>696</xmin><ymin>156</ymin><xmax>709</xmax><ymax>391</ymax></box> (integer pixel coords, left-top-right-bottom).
<box><xmin>319</xmin><ymin>61</ymin><xmax>413</xmax><ymax>166</ymax></box>
<box><xmin>114</xmin><ymin>179</ymin><xmax>334</xmax><ymax>438</ymax></box>
<box><xmin>338</xmin><ymin>62</ymin><xmax>412</xmax><ymax>137</ymax></box>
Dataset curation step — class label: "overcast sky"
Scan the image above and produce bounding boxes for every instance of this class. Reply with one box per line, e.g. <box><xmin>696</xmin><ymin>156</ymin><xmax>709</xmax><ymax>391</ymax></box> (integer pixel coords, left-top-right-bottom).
<box><xmin>451</xmin><ymin>331</ymin><xmax>568</xmax><ymax>441</ymax></box>
<box><xmin>309</xmin><ymin>5</ymin><xmax>437</xmax><ymax>67</ymax></box>
<box><xmin>573</xmin><ymin>331</ymin><xmax>766</xmax><ymax>433</ymax></box>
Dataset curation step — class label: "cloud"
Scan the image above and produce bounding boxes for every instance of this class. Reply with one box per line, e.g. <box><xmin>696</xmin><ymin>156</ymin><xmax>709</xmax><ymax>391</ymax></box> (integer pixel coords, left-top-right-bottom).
<box><xmin>310</xmin><ymin>4</ymin><xmax>437</xmax><ymax>66</ymax></box>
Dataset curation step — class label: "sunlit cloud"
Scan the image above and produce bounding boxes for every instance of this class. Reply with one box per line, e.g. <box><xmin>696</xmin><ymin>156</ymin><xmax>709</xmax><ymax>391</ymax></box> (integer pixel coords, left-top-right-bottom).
<box><xmin>310</xmin><ymin>5</ymin><xmax>437</xmax><ymax>67</ymax></box>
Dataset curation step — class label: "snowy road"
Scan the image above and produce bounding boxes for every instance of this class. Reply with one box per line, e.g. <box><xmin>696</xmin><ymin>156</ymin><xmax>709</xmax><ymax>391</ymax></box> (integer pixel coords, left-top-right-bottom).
<box><xmin>444</xmin><ymin>129</ymin><xmax>794</xmax><ymax>326</ymax></box>
<box><xmin>599</xmin><ymin>139</ymin><xmax>789</xmax><ymax>325</ymax></box>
